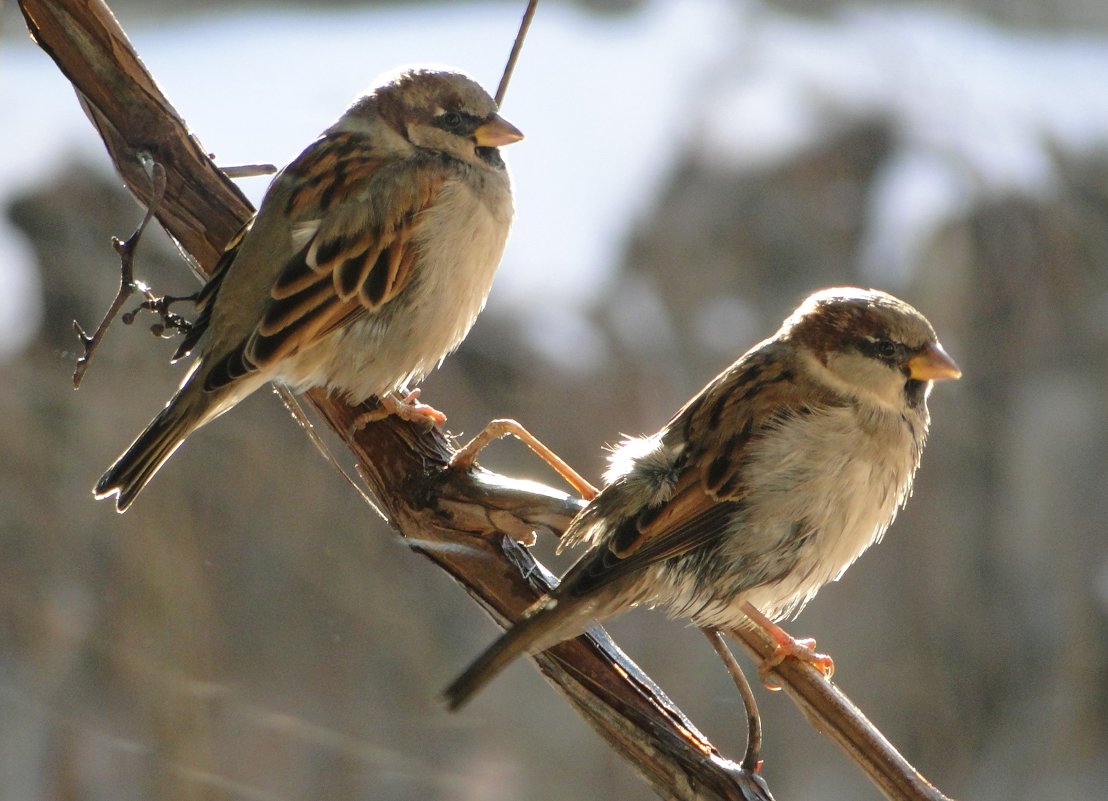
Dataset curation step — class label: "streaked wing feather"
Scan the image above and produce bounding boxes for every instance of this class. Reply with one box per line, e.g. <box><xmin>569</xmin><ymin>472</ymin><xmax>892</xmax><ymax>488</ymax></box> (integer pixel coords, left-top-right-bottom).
<box><xmin>684</xmin><ymin>349</ymin><xmax>839</xmax><ymax>501</ymax></box>
<box><xmin>173</xmin><ymin>219</ymin><xmax>252</xmax><ymax>361</ymax></box>
<box><xmin>560</xmin><ymin>348</ymin><xmax>837</xmax><ymax>598</ymax></box>
<box><xmin>256</xmin><ymin>274</ymin><xmax>335</xmax><ymax>337</ymax></box>
<box><xmin>249</xmin><ymin>296</ymin><xmax>351</xmax><ymax>366</ymax></box>
<box><xmin>565</xmin><ymin>500</ymin><xmax>740</xmax><ymax>599</ymax></box>
<box><xmin>202</xmin><ymin>133</ymin><xmax>443</xmax><ymax>393</ymax></box>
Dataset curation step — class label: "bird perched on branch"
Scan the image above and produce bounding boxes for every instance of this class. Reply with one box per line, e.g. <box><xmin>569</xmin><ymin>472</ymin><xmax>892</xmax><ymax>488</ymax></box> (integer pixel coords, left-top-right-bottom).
<box><xmin>445</xmin><ymin>287</ymin><xmax>960</xmax><ymax>709</ymax></box>
<box><xmin>95</xmin><ymin>67</ymin><xmax>522</xmax><ymax>512</ymax></box>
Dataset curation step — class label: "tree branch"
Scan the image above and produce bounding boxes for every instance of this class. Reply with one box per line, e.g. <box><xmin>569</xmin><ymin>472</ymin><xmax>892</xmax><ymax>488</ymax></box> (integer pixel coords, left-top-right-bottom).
<box><xmin>20</xmin><ymin>1</ymin><xmax>772</xmax><ymax>798</ymax></box>
<box><xmin>727</xmin><ymin>625</ymin><xmax>954</xmax><ymax>801</ymax></box>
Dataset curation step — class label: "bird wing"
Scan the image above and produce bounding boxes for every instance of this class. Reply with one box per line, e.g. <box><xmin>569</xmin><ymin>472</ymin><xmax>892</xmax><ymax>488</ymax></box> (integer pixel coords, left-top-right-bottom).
<box><xmin>171</xmin><ymin>218</ymin><xmax>253</xmax><ymax>362</ymax></box>
<box><xmin>562</xmin><ymin>349</ymin><xmax>839</xmax><ymax>598</ymax></box>
<box><xmin>203</xmin><ymin>132</ymin><xmax>443</xmax><ymax>392</ymax></box>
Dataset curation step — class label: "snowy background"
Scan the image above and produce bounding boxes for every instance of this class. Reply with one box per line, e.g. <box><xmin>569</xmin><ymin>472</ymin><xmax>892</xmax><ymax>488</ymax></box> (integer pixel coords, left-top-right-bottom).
<box><xmin>6</xmin><ymin>1</ymin><xmax>1107</xmax><ymax>365</ymax></box>
<box><xmin>3</xmin><ymin>1</ymin><xmax>1108</xmax><ymax>799</ymax></box>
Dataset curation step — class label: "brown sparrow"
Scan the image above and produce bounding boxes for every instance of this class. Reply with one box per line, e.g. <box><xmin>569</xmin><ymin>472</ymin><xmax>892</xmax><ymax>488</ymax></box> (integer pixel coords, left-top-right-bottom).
<box><xmin>95</xmin><ymin>67</ymin><xmax>522</xmax><ymax>512</ymax></box>
<box><xmin>445</xmin><ymin>287</ymin><xmax>960</xmax><ymax>709</ymax></box>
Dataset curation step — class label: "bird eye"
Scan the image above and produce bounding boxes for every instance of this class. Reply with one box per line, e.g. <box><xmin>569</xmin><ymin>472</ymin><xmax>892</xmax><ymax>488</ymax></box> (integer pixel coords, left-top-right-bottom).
<box><xmin>440</xmin><ymin>111</ymin><xmax>464</xmax><ymax>130</ymax></box>
<box><xmin>875</xmin><ymin>339</ymin><xmax>897</xmax><ymax>359</ymax></box>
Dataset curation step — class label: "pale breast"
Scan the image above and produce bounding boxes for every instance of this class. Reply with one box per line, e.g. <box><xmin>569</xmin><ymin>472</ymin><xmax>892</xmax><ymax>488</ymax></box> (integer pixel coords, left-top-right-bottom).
<box><xmin>741</xmin><ymin>403</ymin><xmax>924</xmax><ymax>618</ymax></box>
<box><xmin>658</xmin><ymin>402</ymin><xmax>925</xmax><ymax>627</ymax></box>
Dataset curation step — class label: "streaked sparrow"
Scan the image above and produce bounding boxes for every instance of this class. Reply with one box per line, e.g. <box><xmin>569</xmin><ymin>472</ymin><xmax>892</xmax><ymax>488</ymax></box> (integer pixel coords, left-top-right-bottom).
<box><xmin>445</xmin><ymin>287</ymin><xmax>960</xmax><ymax>709</ymax></box>
<box><xmin>95</xmin><ymin>67</ymin><xmax>522</xmax><ymax>512</ymax></box>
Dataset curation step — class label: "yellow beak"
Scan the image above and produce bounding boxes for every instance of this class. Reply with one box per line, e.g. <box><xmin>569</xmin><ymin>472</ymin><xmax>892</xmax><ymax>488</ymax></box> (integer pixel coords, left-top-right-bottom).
<box><xmin>907</xmin><ymin>342</ymin><xmax>962</xmax><ymax>381</ymax></box>
<box><xmin>473</xmin><ymin>114</ymin><xmax>524</xmax><ymax>148</ymax></box>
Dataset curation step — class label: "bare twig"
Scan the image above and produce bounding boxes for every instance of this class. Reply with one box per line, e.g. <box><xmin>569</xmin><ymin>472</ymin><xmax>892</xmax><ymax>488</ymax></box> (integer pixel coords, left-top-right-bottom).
<box><xmin>704</xmin><ymin>629</ymin><xmax>762</xmax><ymax>774</ymax></box>
<box><xmin>125</xmin><ymin>290</ymin><xmax>195</xmax><ymax>340</ymax></box>
<box><xmin>495</xmin><ymin>0</ymin><xmax>538</xmax><ymax>106</ymax></box>
<box><xmin>740</xmin><ymin>601</ymin><xmax>835</xmax><ymax>689</ymax></box>
<box><xmin>221</xmin><ymin>163</ymin><xmax>277</xmax><ymax>179</ymax></box>
<box><xmin>274</xmin><ymin>386</ymin><xmax>387</xmax><ymax>521</ymax></box>
<box><xmin>72</xmin><ymin>160</ymin><xmax>166</xmax><ymax>388</ymax></box>
<box><xmin>727</xmin><ymin>623</ymin><xmax>955</xmax><ymax>801</ymax></box>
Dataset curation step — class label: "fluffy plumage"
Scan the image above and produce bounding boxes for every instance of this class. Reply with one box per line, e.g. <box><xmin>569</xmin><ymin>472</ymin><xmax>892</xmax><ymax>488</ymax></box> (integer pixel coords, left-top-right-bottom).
<box><xmin>95</xmin><ymin>68</ymin><xmax>522</xmax><ymax>512</ymax></box>
<box><xmin>444</xmin><ymin>287</ymin><xmax>960</xmax><ymax>709</ymax></box>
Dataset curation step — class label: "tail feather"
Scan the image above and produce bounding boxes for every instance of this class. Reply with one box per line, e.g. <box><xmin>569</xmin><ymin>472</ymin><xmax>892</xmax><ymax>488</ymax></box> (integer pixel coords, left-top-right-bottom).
<box><xmin>444</xmin><ymin>599</ymin><xmax>585</xmax><ymax>711</ymax></box>
<box><xmin>94</xmin><ymin>402</ymin><xmax>198</xmax><ymax>513</ymax></box>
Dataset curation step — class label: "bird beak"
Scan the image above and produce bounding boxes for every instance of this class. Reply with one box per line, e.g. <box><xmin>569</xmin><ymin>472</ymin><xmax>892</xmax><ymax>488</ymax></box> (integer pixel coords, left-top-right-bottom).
<box><xmin>907</xmin><ymin>342</ymin><xmax>962</xmax><ymax>381</ymax></box>
<box><xmin>473</xmin><ymin>114</ymin><xmax>524</xmax><ymax>148</ymax></box>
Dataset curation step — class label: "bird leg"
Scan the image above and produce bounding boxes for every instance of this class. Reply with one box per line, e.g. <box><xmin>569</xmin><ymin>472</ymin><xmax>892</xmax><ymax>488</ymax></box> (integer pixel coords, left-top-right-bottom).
<box><xmin>352</xmin><ymin>388</ymin><xmax>446</xmax><ymax>430</ymax></box>
<box><xmin>129</xmin><ymin>291</ymin><xmax>197</xmax><ymax>340</ymax></box>
<box><xmin>740</xmin><ymin>602</ymin><xmax>834</xmax><ymax>691</ymax></box>
<box><xmin>449</xmin><ymin>418</ymin><xmax>599</xmax><ymax>501</ymax></box>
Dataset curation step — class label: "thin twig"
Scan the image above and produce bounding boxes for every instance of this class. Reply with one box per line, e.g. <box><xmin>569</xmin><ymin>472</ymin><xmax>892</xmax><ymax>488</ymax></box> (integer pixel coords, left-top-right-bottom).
<box><xmin>273</xmin><ymin>385</ymin><xmax>388</xmax><ymax>521</ymax></box>
<box><xmin>495</xmin><ymin>0</ymin><xmax>538</xmax><ymax>106</ymax></box>
<box><xmin>126</xmin><ymin>291</ymin><xmax>196</xmax><ymax>340</ymax></box>
<box><xmin>221</xmin><ymin>163</ymin><xmax>277</xmax><ymax>179</ymax></box>
<box><xmin>704</xmin><ymin>629</ymin><xmax>762</xmax><ymax>773</ymax></box>
<box><xmin>727</xmin><ymin>624</ymin><xmax>954</xmax><ymax>801</ymax></box>
<box><xmin>72</xmin><ymin>160</ymin><xmax>167</xmax><ymax>388</ymax></box>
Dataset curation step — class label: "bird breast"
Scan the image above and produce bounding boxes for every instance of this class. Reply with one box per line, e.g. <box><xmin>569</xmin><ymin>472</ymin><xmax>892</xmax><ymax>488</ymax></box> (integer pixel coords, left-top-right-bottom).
<box><xmin>670</xmin><ymin>401</ymin><xmax>926</xmax><ymax>626</ymax></box>
<box><xmin>301</xmin><ymin>164</ymin><xmax>514</xmax><ymax>401</ymax></box>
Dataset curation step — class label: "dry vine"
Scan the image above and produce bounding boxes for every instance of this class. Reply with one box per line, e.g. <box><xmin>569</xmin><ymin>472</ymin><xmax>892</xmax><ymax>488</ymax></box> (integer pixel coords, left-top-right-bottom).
<box><xmin>20</xmin><ymin>1</ymin><xmax>954</xmax><ymax>800</ymax></box>
<box><xmin>71</xmin><ymin>159</ymin><xmax>173</xmax><ymax>387</ymax></box>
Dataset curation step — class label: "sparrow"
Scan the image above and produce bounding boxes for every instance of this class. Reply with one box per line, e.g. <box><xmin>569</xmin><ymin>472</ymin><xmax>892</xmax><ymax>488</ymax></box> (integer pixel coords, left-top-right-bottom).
<box><xmin>95</xmin><ymin>67</ymin><xmax>523</xmax><ymax>512</ymax></box>
<box><xmin>445</xmin><ymin>287</ymin><xmax>960</xmax><ymax>709</ymax></box>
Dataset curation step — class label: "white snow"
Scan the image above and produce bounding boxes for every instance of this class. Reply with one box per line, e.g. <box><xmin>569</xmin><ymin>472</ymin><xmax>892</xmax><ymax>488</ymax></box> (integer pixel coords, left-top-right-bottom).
<box><xmin>3</xmin><ymin>1</ymin><xmax>1108</xmax><ymax>361</ymax></box>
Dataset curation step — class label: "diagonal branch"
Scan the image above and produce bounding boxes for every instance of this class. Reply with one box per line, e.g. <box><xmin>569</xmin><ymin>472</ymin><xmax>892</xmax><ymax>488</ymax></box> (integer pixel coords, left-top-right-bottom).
<box><xmin>728</xmin><ymin>625</ymin><xmax>954</xmax><ymax>801</ymax></box>
<box><xmin>20</xmin><ymin>1</ymin><xmax>772</xmax><ymax>799</ymax></box>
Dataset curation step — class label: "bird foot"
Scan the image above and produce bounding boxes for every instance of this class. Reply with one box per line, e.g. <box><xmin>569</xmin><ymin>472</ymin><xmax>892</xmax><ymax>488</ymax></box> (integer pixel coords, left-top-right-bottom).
<box><xmin>758</xmin><ymin>636</ymin><xmax>835</xmax><ymax>691</ymax></box>
<box><xmin>741</xmin><ymin>602</ymin><xmax>834</xmax><ymax>691</ymax></box>
<box><xmin>352</xmin><ymin>389</ymin><xmax>446</xmax><ymax>431</ymax></box>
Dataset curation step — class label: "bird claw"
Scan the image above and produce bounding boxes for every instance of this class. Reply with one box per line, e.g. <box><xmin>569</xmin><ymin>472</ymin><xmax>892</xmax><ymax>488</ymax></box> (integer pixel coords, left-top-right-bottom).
<box><xmin>757</xmin><ymin>636</ymin><xmax>835</xmax><ymax>691</ymax></box>
<box><xmin>352</xmin><ymin>389</ymin><xmax>446</xmax><ymax>431</ymax></box>
<box><xmin>741</xmin><ymin>601</ymin><xmax>834</xmax><ymax>691</ymax></box>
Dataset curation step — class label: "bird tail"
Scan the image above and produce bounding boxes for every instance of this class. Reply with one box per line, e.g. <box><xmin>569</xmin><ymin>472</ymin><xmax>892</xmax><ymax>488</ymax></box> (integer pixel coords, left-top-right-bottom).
<box><xmin>93</xmin><ymin>398</ymin><xmax>201</xmax><ymax>513</ymax></box>
<box><xmin>444</xmin><ymin>599</ymin><xmax>582</xmax><ymax>711</ymax></box>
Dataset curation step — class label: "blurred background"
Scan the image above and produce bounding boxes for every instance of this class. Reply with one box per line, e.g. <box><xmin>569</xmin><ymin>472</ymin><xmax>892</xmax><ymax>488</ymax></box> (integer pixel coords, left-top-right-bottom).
<box><xmin>2</xmin><ymin>0</ymin><xmax>1108</xmax><ymax>799</ymax></box>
